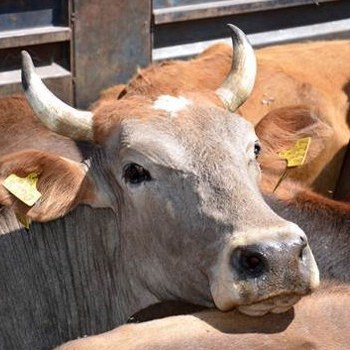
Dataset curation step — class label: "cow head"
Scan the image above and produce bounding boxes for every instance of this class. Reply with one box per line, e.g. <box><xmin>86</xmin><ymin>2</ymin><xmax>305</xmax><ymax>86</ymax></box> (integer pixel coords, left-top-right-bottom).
<box><xmin>1</xmin><ymin>26</ymin><xmax>319</xmax><ymax>317</ymax></box>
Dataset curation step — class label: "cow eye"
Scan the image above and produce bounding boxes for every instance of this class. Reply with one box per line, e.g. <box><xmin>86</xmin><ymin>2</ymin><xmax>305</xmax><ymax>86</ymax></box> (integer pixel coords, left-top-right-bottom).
<box><xmin>123</xmin><ymin>163</ymin><xmax>151</xmax><ymax>184</ymax></box>
<box><xmin>254</xmin><ymin>141</ymin><xmax>261</xmax><ymax>158</ymax></box>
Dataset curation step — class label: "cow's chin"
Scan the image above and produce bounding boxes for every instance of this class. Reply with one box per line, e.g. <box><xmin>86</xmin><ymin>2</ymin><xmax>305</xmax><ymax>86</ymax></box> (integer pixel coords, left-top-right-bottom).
<box><xmin>236</xmin><ymin>294</ymin><xmax>301</xmax><ymax>317</ymax></box>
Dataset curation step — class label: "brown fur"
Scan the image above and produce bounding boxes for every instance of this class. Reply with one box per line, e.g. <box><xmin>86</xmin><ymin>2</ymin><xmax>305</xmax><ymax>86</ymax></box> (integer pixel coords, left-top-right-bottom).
<box><xmin>91</xmin><ymin>92</ymin><xmax>222</xmax><ymax>143</ymax></box>
<box><xmin>116</xmin><ymin>43</ymin><xmax>232</xmax><ymax>101</ymax></box>
<box><xmin>0</xmin><ymin>95</ymin><xmax>85</xmax><ymax>161</ymax></box>
<box><xmin>256</xmin><ymin>105</ymin><xmax>334</xmax><ymax>191</ymax></box>
<box><xmin>0</xmin><ymin>150</ymin><xmax>92</xmax><ymax>222</ymax></box>
<box><xmin>56</xmin><ymin>282</ymin><xmax>350</xmax><ymax>350</ymax></box>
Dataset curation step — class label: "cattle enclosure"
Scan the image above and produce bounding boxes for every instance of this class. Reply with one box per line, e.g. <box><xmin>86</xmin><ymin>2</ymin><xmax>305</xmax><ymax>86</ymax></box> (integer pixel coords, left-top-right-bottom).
<box><xmin>1</xmin><ymin>0</ymin><xmax>350</xmax><ymax>198</ymax></box>
<box><xmin>1</xmin><ymin>2</ymin><xmax>350</xmax><ymax>349</ymax></box>
<box><xmin>1</xmin><ymin>0</ymin><xmax>350</xmax><ymax>108</ymax></box>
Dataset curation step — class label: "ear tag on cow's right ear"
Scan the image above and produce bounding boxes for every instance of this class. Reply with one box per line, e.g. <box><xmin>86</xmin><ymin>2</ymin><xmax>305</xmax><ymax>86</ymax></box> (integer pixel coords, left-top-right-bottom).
<box><xmin>278</xmin><ymin>137</ymin><xmax>311</xmax><ymax>167</ymax></box>
<box><xmin>3</xmin><ymin>173</ymin><xmax>42</xmax><ymax>206</ymax></box>
<box><xmin>273</xmin><ymin>137</ymin><xmax>312</xmax><ymax>192</ymax></box>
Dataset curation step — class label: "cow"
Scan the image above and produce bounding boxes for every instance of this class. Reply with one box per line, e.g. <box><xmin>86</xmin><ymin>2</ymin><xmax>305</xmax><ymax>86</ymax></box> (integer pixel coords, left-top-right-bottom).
<box><xmin>0</xmin><ymin>25</ymin><xmax>318</xmax><ymax>349</ymax></box>
<box><xmin>0</xmin><ymin>99</ymin><xmax>335</xmax><ymax>198</ymax></box>
<box><xmin>106</xmin><ymin>39</ymin><xmax>350</xmax><ymax>197</ymax></box>
<box><xmin>56</xmin><ymin>185</ymin><xmax>350</xmax><ymax>349</ymax></box>
<box><xmin>55</xmin><ymin>282</ymin><xmax>350</xmax><ymax>350</ymax></box>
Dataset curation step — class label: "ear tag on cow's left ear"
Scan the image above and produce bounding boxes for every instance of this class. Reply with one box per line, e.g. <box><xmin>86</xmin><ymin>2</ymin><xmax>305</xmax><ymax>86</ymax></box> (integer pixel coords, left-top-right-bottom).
<box><xmin>15</xmin><ymin>213</ymin><xmax>32</xmax><ymax>229</ymax></box>
<box><xmin>3</xmin><ymin>173</ymin><xmax>41</xmax><ymax>206</ymax></box>
<box><xmin>273</xmin><ymin>137</ymin><xmax>312</xmax><ymax>192</ymax></box>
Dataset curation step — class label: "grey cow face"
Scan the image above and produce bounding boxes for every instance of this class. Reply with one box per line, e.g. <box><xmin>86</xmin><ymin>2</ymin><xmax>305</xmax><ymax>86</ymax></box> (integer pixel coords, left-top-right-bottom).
<box><xmin>97</xmin><ymin>96</ymin><xmax>319</xmax><ymax>316</ymax></box>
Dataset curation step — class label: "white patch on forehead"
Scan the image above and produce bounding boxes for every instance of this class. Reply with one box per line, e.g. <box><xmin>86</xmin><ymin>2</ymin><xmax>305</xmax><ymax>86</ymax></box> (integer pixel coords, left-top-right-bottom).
<box><xmin>153</xmin><ymin>95</ymin><xmax>191</xmax><ymax>118</ymax></box>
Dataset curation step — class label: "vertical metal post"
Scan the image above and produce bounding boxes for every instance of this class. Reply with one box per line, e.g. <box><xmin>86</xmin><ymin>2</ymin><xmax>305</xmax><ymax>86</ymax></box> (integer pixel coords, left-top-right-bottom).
<box><xmin>72</xmin><ymin>0</ymin><xmax>152</xmax><ymax>108</ymax></box>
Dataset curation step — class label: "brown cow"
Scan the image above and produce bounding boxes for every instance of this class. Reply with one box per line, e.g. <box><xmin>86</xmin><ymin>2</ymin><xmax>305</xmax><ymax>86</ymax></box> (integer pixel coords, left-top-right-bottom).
<box><xmin>0</xmin><ymin>95</ymin><xmax>92</xmax><ymax>161</ymax></box>
<box><xmin>0</xmin><ymin>25</ymin><xmax>319</xmax><ymax>349</ymax></box>
<box><xmin>56</xmin><ymin>282</ymin><xmax>350</xmax><ymax>350</ymax></box>
<box><xmin>106</xmin><ymin>40</ymin><xmax>350</xmax><ymax>197</ymax></box>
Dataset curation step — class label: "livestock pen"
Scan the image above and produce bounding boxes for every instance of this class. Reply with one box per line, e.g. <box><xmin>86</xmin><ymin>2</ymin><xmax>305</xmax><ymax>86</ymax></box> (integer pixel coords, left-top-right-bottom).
<box><xmin>0</xmin><ymin>1</ymin><xmax>350</xmax><ymax>349</ymax></box>
<box><xmin>1</xmin><ymin>1</ymin><xmax>350</xmax><ymax>107</ymax></box>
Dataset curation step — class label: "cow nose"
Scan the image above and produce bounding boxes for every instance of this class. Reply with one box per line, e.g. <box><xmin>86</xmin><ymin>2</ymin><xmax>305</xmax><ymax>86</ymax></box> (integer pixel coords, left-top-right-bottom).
<box><xmin>231</xmin><ymin>235</ymin><xmax>307</xmax><ymax>279</ymax></box>
<box><xmin>231</xmin><ymin>246</ymin><xmax>268</xmax><ymax>278</ymax></box>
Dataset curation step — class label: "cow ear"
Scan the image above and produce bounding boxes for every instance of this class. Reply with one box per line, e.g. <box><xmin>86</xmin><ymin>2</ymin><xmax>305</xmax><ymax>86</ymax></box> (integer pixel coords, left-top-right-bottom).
<box><xmin>255</xmin><ymin>105</ymin><xmax>333</xmax><ymax>176</ymax></box>
<box><xmin>0</xmin><ymin>150</ymin><xmax>98</xmax><ymax>222</ymax></box>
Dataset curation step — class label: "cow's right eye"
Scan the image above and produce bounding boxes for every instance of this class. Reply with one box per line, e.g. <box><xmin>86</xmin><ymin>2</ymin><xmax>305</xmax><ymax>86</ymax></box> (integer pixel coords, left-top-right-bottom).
<box><xmin>123</xmin><ymin>163</ymin><xmax>151</xmax><ymax>185</ymax></box>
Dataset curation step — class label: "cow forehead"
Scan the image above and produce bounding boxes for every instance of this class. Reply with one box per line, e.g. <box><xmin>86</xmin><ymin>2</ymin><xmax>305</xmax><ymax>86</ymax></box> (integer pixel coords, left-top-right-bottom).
<box><xmin>121</xmin><ymin>97</ymin><xmax>255</xmax><ymax>139</ymax></box>
<box><xmin>113</xmin><ymin>103</ymin><xmax>257</xmax><ymax>168</ymax></box>
<box><xmin>153</xmin><ymin>95</ymin><xmax>192</xmax><ymax>118</ymax></box>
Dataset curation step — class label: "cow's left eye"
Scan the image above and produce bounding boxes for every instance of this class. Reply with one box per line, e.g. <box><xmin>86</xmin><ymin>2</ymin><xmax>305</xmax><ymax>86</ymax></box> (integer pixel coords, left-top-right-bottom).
<box><xmin>123</xmin><ymin>163</ymin><xmax>151</xmax><ymax>184</ymax></box>
<box><xmin>254</xmin><ymin>141</ymin><xmax>261</xmax><ymax>158</ymax></box>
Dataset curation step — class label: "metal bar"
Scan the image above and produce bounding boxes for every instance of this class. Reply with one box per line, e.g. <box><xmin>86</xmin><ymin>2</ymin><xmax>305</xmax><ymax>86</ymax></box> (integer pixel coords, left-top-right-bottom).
<box><xmin>153</xmin><ymin>18</ymin><xmax>350</xmax><ymax>61</ymax></box>
<box><xmin>0</xmin><ymin>63</ymin><xmax>73</xmax><ymax>104</ymax></box>
<box><xmin>0</xmin><ymin>26</ymin><xmax>71</xmax><ymax>50</ymax></box>
<box><xmin>154</xmin><ymin>0</ymin><xmax>336</xmax><ymax>24</ymax></box>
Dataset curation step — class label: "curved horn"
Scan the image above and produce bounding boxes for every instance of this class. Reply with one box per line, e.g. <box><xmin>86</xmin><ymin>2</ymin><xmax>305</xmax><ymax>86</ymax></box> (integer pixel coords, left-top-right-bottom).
<box><xmin>21</xmin><ymin>51</ymin><xmax>94</xmax><ymax>141</ymax></box>
<box><xmin>216</xmin><ymin>24</ymin><xmax>257</xmax><ymax>112</ymax></box>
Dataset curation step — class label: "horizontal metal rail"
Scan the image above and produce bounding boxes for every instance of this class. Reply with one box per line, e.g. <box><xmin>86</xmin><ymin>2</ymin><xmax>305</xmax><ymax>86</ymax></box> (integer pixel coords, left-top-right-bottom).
<box><xmin>0</xmin><ymin>62</ymin><xmax>73</xmax><ymax>103</ymax></box>
<box><xmin>154</xmin><ymin>0</ymin><xmax>335</xmax><ymax>24</ymax></box>
<box><xmin>0</xmin><ymin>26</ymin><xmax>71</xmax><ymax>50</ymax></box>
<box><xmin>153</xmin><ymin>18</ymin><xmax>350</xmax><ymax>61</ymax></box>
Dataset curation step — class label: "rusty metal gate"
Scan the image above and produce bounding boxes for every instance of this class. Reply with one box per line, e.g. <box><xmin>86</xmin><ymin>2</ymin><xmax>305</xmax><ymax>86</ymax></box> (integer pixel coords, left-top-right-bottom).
<box><xmin>1</xmin><ymin>0</ymin><xmax>349</xmax><ymax>108</ymax></box>
<box><xmin>0</xmin><ymin>0</ymin><xmax>152</xmax><ymax>108</ymax></box>
<box><xmin>153</xmin><ymin>0</ymin><xmax>350</xmax><ymax>60</ymax></box>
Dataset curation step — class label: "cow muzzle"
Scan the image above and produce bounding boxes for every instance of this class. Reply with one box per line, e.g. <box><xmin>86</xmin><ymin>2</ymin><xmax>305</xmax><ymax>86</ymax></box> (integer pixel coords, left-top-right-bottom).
<box><xmin>209</xmin><ymin>222</ymin><xmax>319</xmax><ymax>315</ymax></box>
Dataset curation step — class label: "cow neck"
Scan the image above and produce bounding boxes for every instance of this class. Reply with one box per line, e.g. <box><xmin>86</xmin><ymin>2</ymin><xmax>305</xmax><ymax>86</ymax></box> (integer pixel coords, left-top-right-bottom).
<box><xmin>0</xmin><ymin>205</ymin><xmax>150</xmax><ymax>350</ymax></box>
<box><xmin>265</xmin><ymin>191</ymin><xmax>350</xmax><ymax>283</ymax></box>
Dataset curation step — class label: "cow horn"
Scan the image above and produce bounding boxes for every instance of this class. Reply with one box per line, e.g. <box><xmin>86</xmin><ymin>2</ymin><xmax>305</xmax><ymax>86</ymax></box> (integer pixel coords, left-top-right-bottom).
<box><xmin>21</xmin><ymin>51</ymin><xmax>94</xmax><ymax>141</ymax></box>
<box><xmin>216</xmin><ymin>24</ymin><xmax>257</xmax><ymax>111</ymax></box>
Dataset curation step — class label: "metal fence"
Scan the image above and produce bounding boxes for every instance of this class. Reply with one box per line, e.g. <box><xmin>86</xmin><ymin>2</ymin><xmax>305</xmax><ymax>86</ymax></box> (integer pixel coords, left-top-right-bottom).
<box><xmin>0</xmin><ymin>0</ymin><xmax>349</xmax><ymax>108</ymax></box>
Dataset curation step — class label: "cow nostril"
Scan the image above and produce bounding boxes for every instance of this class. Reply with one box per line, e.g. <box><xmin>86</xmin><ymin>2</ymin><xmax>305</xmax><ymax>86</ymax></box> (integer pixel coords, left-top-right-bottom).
<box><xmin>232</xmin><ymin>247</ymin><xmax>267</xmax><ymax>278</ymax></box>
<box><xmin>298</xmin><ymin>239</ymin><xmax>308</xmax><ymax>260</ymax></box>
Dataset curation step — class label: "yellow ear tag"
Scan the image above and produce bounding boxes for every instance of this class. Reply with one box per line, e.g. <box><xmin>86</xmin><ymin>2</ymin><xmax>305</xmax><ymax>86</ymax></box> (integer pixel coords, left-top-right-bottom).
<box><xmin>3</xmin><ymin>173</ymin><xmax>41</xmax><ymax>206</ymax></box>
<box><xmin>278</xmin><ymin>137</ymin><xmax>312</xmax><ymax>168</ymax></box>
<box><xmin>273</xmin><ymin>137</ymin><xmax>312</xmax><ymax>192</ymax></box>
<box><xmin>16</xmin><ymin>213</ymin><xmax>32</xmax><ymax>229</ymax></box>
